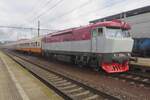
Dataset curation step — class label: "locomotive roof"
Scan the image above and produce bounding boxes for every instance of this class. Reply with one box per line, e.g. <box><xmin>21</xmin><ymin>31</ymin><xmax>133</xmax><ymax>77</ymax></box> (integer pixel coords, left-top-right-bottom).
<box><xmin>51</xmin><ymin>28</ymin><xmax>75</xmax><ymax>36</ymax></box>
<box><xmin>91</xmin><ymin>20</ymin><xmax>130</xmax><ymax>29</ymax></box>
<box><xmin>47</xmin><ymin>20</ymin><xmax>130</xmax><ymax>37</ymax></box>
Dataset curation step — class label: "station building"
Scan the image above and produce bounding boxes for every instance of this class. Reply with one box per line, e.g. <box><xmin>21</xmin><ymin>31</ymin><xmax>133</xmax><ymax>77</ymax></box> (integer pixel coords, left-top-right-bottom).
<box><xmin>90</xmin><ymin>6</ymin><xmax>150</xmax><ymax>38</ymax></box>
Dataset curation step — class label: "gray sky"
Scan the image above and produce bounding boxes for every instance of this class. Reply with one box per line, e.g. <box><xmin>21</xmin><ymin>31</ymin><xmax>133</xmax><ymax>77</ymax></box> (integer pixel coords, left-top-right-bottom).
<box><xmin>0</xmin><ymin>0</ymin><xmax>150</xmax><ymax>41</ymax></box>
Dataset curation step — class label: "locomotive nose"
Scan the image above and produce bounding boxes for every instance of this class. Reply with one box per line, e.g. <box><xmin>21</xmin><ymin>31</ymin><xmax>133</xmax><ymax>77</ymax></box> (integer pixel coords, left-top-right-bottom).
<box><xmin>112</xmin><ymin>56</ymin><xmax>129</xmax><ymax>64</ymax></box>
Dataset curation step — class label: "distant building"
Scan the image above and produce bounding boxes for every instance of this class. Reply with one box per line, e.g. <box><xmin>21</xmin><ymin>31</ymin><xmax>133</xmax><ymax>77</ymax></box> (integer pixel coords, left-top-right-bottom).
<box><xmin>90</xmin><ymin>6</ymin><xmax>150</xmax><ymax>38</ymax></box>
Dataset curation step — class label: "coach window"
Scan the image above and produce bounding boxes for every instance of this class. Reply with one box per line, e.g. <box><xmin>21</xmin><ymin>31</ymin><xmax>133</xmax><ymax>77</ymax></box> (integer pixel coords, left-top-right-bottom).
<box><xmin>38</xmin><ymin>42</ymin><xmax>40</xmax><ymax>46</ymax></box>
<box><xmin>35</xmin><ymin>42</ymin><xmax>37</xmax><ymax>46</ymax></box>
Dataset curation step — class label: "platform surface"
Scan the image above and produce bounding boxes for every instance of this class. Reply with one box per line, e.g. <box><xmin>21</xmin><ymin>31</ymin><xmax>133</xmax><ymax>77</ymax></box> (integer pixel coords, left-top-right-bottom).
<box><xmin>0</xmin><ymin>51</ymin><xmax>63</xmax><ymax>100</ymax></box>
<box><xmin>130</xmin><ymin>57</ymin><xmax>150</xmax><ymax>67</ymax></box>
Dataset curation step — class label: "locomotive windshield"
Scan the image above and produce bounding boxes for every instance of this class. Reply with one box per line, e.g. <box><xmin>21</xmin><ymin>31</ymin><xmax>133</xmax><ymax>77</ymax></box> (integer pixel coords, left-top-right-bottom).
<box><xmin>105</xmin><ymin>27</ymin><xmax>130</xmax><ymax>38</ymax></box>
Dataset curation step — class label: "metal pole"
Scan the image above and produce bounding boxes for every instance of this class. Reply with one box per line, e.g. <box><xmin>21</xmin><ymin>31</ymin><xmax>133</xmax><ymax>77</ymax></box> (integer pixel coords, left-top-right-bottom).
<box><xmin>38</xmin><ymin>20</ymin><xmax>40</xmax><ymax>37</ymax></box>
<box><xmin>123</xmin><ymin>12</ymin><xmax>126</xmax><ymax>21</ymax></box>
<box><xmin>30</xmin><ymin>28</ymin><xmax>32</xmax><ymax>39</ymax></box>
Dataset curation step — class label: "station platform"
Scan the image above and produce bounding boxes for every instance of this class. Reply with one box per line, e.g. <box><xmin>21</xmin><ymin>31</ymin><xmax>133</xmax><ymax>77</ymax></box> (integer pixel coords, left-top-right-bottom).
<box><xmin>0</xmin><ymin>51</ymin><xmax>63</xmax><ymax>100</ymax></box>
<box><xmin>130</xmin><ymin>57</ymin><xmax>150</xmax><ymax>72</ymax></box>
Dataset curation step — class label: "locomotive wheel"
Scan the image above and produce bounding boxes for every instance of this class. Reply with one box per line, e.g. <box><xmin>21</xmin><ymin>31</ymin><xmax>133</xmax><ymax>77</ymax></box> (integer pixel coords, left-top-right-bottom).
<box><xmin>70</xmin><ymin>56</ymin><xmax>76</xmax><ymax>64</ymax></box>
<box><xmin>89</xmin><ymin>57</ymin><xmax>101</xmax><ymax>72</ymax></box>
<box><xmin>94</xmin><ymin>61</ymin><xmax>101</xmax><ymax>72</ymax></box>
<box><xmin>95</xmin><ymin>66</ymin><xmax>101</xmax><ymax>72</ymax></box>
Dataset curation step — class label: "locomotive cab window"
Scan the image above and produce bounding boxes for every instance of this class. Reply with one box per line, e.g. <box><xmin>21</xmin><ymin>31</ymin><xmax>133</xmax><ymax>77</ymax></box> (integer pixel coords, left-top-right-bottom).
<box><xmin>92</xmin><ymin>29</ymin><xmax>97</xmax><ymax>37</ymax></box>
<box><xmin>97</xmin><ymin>28</ymin><xmax>103</xmax><ymax>36</ymax></box>
<box><xmin>92</xmin><ymin>27</ymin><xmax>103</xmax><ymax>37</ymax></box>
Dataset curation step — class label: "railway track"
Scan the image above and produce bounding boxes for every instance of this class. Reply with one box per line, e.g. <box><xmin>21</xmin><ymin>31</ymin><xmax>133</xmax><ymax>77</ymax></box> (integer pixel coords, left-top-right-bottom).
<box><xmin>5</xmin><ymin>51</ymin><xmax>119</xmax><ymax>100</ymax></box>
<box><xmin>108</xmin><ymin>72</ymin><xmax>150</xmax><ymax>87</ymax></box>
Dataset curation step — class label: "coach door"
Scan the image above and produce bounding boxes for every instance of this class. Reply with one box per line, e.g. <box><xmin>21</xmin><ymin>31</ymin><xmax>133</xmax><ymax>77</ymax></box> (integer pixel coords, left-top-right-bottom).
<box><xmin>91</xmin><ymin>27</ymin><xmax>103</xmax><ymax>52</ymax></box>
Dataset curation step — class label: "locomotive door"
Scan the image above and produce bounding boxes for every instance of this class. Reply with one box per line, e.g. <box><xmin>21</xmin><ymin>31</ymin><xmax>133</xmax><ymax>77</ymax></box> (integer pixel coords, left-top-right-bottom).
<box><xmin>91</xmin><ymin>29</ymin><xmax>97</xmax><ymax>52</ymax></box>
<box><xmin>91</xmin><ymin>27</ymin><xmax>103</xmax><ymax>52</ymax></box>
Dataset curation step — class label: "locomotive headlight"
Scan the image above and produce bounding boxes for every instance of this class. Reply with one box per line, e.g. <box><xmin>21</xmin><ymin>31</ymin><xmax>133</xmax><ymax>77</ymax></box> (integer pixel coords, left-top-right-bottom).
<box><xmin>114</xmin><ymin>53</ymin><xmax>126</xmax><ymax>57</ymax></box>
<box><xmin>114</xmin><ymin>54</ymin><xmax>118</xmax><ymax>57</ymax></box>
<box><xmin>118</xmin><ymin>53</ymin><xmax>125</xmax><ymax>57</ymax></box>
<box><xmin>127</xmin><ymin>53</ymin><xmax>131</xmax><ymax>57</ymax></box>
<box><xmin>113</xmin><ymin>54</ymin><xmax>116</xmax><ymax>57</ymax></box>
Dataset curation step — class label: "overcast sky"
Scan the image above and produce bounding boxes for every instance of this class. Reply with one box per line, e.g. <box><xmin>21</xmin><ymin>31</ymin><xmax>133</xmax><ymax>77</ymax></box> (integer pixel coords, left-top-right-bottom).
<box><xmin>0</xmin><ymin>0</ymin><xmax>150</xmax><ymax>41</ymax></box>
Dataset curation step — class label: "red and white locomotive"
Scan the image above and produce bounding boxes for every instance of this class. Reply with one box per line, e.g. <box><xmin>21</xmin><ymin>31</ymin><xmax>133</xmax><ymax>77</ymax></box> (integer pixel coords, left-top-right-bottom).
<box><xmin>42</xmin><ymin>20</ymin><xmax>133</xmax><ymax>73</ymax></box>
<box><xmin>6</xmin><ymin>20</ymin><xmax>133</xmax><ymax>73</ymax></box>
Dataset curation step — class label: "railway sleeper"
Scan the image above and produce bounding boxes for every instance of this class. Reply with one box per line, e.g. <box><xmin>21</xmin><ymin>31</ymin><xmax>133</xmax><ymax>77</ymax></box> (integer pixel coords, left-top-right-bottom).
<box><xmin>69</xmin><ymin>88</ymin><xmax>86</xmax><ymax>95</ymax></box>
<box><xmin>65</xmin><ymin>87</ymin><xmax>83</xmax><ymax>93</ymax></box>
<box><xmin>50</xmin><ymin>77</ymin><xmax>63</xmax><ymax>82</ymax></box>
<box><xmin>71</xmin><ymin>90</ymin><xmax>94</xmax><ymax>99</ymax></box>
<box><xmin>126</xmin><ymin>75</ymin><xmax>133</xmax><ymax>78</ymax></box>
<box><xmin>82</xmin><ymin>94</ymin><xmax>99</xmax><ymax>100</ymax></box>
<box><xmin>133</xmin><ymin>77</ymin><xmax>140</xmax><ymax>80</ymax></box>
<box><xmin>44</xmin><ymin>72</ymin><xmax>54</xmax><ymax>77</ymax></box>
<box><xmin>142</xmin><ymin>79</ymin><xmax>149</xmax><ymax>82</ymax></box>
<box><xmin>47</xmin><ymin>75</ymin><xmax>59</xmax><ymax>79</ymax></box>
<box><xmin>55</xmin><ymin>82</ymin><xmax>71</xmax><ymax>87</ymax></box>
<box><xmin>53</xmin><ymin>80</ymin><xmax>67</xmax><ymax>84</ymax></box>
<box><xmin>59</xmin><ymin>84</ymin><xmax>77</xmax><ymax>90</ymax></box>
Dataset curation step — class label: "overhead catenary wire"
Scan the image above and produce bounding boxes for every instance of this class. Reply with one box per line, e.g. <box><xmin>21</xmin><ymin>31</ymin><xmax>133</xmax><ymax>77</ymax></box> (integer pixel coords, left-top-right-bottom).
<box><xmin>41</xmin><ymin>0</ymin><xmax>92</xmax><ymax>25</ymax></box>
<box><xmin>40</xmin><ymin>0</ymin><xmax>125</xmax><ymax>27</ymax></box>
<box><xmin>20</xmin><ymin>0</ymin><xmax>54</xmax><ymax>27</ymax></box>
<box><xmin>24</xmin><ymin>0</ymin><xmax>123</xmax><ymax>29</ymax></box>
<box><xmin>21</xmin><ymin>0</ymin><xmax>147</xmax><ymax>31</ymax></box>
<box><xmin>26</xmin><ymin>0</ymin><xmax>54</xmax><ymax>22</ymax></box>
<box><xmin>0</xmin><ymin>25</ymin><xmax>58</xmax><ymax>31</ymax></box>
<box><xmin>76</xmin><ymin>0</ymin><xmax>148</xmax><ymax>21</ymax></box>
<box><xmin>0</xmin><ymin>25</ymin><xmax>59</xmax><ymax>40</ymax></box>
<box><xmin>43</xmin><ymin>0</ymin><xmax>140</xmax><ymax>26</ymax></box>
<box><xmin>30</xmin><ymin>0</ymin><xmax>64</xmax><ymax>22</ymax></box>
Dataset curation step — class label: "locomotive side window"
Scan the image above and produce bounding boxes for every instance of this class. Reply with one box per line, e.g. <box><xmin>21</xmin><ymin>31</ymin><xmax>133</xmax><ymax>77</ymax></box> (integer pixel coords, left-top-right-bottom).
<box><xmin>97</xmin><ymin>28</ymin><xmax>103</xmax><ymax>36</ymax></box>
<box><xmin>92</xmin><ymin>28</ymin><xmax>103</xmax><ymax>37</ymax></box>
<box><xmin>92</xmin><ymin>29</ymin><xmax>97</xmax><ymax>37</ymax></box>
